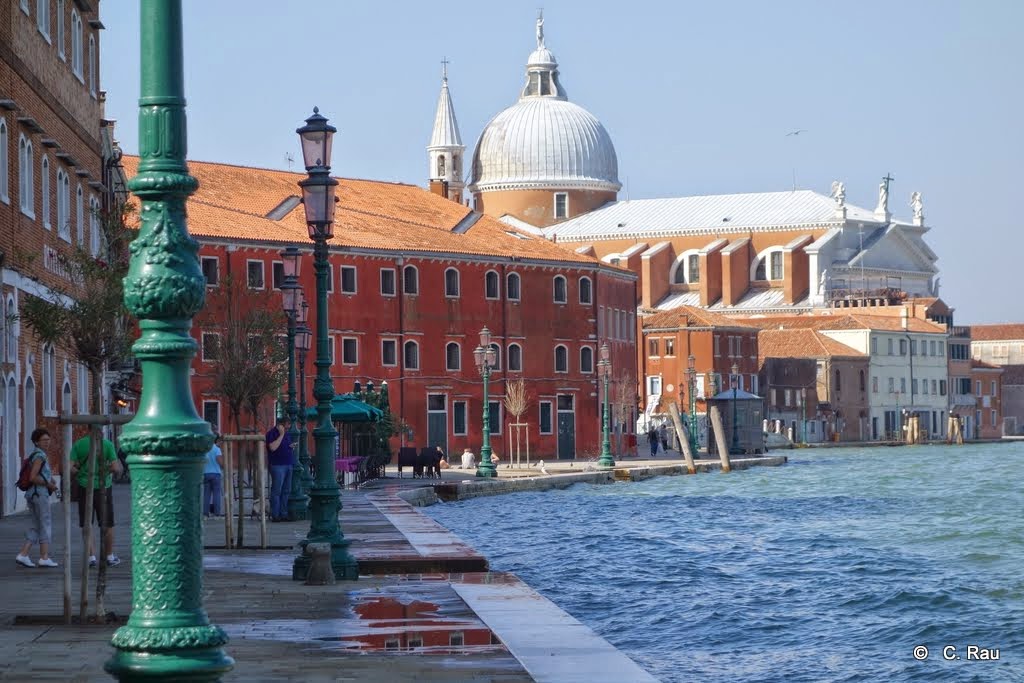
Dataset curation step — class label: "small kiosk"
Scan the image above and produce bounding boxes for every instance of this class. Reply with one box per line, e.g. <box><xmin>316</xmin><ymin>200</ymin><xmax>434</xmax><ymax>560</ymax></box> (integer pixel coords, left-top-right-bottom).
<box><xmin>707</xmin><ymin>388</ymin><xmax>766</xmax><ymax>456</ymax></box>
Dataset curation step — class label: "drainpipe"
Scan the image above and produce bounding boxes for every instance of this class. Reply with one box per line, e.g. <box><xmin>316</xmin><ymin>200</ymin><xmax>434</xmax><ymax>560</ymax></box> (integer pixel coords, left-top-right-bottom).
<box><xmin>397</xmin><ymin>256</ymin><xmax>406</xmax><ymax>447</ymax></box>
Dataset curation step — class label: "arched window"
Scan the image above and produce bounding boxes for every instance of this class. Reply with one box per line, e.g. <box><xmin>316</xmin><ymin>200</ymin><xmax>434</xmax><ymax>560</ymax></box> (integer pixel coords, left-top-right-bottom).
<box><xmin>23</xmin><ymin>376</ymin><xmax>35</xmax><ymax>453</ymax></box>
<box><xmin>36</xmin><ymin>0</ymin><xmax>50</xmax><ymax>37</ymax></box>
<box><xmin>62</xmin><ymin>381</ymin><xmax>72</xmax><ymax>414</ymax></box>
<box><xmin>553</xmin><ymin>275</ymin><xmax>567</xmax><ymax>303</ymax></box>
<box><xmin>402</xmin><ymin>264</ymin><xmax>418</xmax><ymax>294</ymax></box>
<box><xmin>484</xmin><ymin>270</ymin><xmax>500</xmax><ymax>299</ymax></box>
<box><xmin>71</xmin><ymin>9</ymin><xmax>82</xmax><ymax>78</ymax></box>
<box><xmin>88</xmin><ymin>34</ymin><xmax>96</xmax><ymax>96</ymax></box>
<box><xmin>507</xmin><ymin>272</ymin><xmax>521</xmax><ymax>301</ymax></box>
<box><xmin>403</xmin><ymin>340</ymin><xmax>419</xmax><ymax>370</ymax></box>
<box><xmin>580</xmin><ymin>346</ymin><xmax>594</xmax><ymax>373</ymax></box>
<box><xmin>437</xmin><ymin>155</ymin><xmax>445</xmax><ymax>177</ymax></box>
<box><xmin>0</xmin><ymin>120</ymin><xmax>8</xmax><ymax>202</ymax></box>
<box><xmin>671</xmin><ymin>250</ymin><xmax>701</xmax><ymax>284</ymax></box>
<box><xmin>445</xmin><ymin>342</ymin><xmax>461</xmax><ymax>371</ymax></box>
<box><xmin>752</xmin><ymin>249</ymin><xmax>784</xmax><ymax>281</ymax></box>
<box><xmin>57</xmin><ymin>168</ymin><xmax>70</xmax><ymax>240</ymax></box>
<box><xmin>578</xmin><ymin>276</ymin><xmax>592</xmax><ymax>305</ymax></box>
<box><xmin>6</xmin><ymin>297</ymin><xmax>17</xmax><ymax>363</ymax></box>
<box><xmin>41</xmin><ymin>156</ymin><xmax>50</xmax><ymax>228</ymax></box>
<box><xmin>18</xmin><ymin>135</ymin><xmax>33</xmax><ymax>217</ymax></box>
<box><xmin>76</xmin><ymin>184</ymin><xmax>84</xmax><ymax>245</ymax></box>
<box><xmin>554</xmin><ymin>345</ymin><xmax>568</xmax><ymax>373</ymax></box>
<box><xmin>508</xmin><ymin>343</ymin><xmax>522</xmax><ymax>372</ymax></box>
<box><xmin>444</xmin><ymin>267</ymin><xmax>460</xmax><ymax>297</ymax></box>
<box><xmin>89</xmin><ymin>196</ymin><xmax>100</xmax><ymax>256</ymax></box>
<box><xmin>76</xmin><ymin>362</ymin><xmax>88</xmax><ymax>411</ymax></box>
<box><xmin>56</xmin><ymin>0</ymin><xmax>65</xmax><ymax>60</ymax></box>
<box><xmin>489</xmin><ymin>343</ymin><xmax>501</xmax><ymax>371</ymax></box>
<box><xmin>42</xmin><ymin>344</ymin><xmax>56</xmax><ymax>413</ymax></box>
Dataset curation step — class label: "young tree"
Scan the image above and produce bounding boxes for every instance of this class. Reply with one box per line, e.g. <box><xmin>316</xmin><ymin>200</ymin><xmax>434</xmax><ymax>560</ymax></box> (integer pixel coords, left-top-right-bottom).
<box><xmin>20</xmin><ymin>202</ymin><xmax>136</xmax><ymax>621</ymax></box>
<box><xmin>612</xmin><ymin>370</ymin><xmax>638</xmax><ymax>456</ymax></box>
<box><xmin>504</xmin><ymin>378</ymin><xmax>531</xmax><ymax>466</ymax></box>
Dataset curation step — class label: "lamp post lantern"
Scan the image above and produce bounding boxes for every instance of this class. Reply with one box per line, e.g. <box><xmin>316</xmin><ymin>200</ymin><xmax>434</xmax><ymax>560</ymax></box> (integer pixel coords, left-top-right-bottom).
<box><xmin>282</xmin><ymin>250</ymin><xmax>309</xmax><ymax>521</ymax></box>
<box><xmin>295</xmin><ymin>300</ymin><xmax>312</xmax><ymax>504</ymax></box>
<box><xmin>291</xmin><ymin>108</ymin><xmax>358</xmax><ymax>581</ymax></box>
<box><xmin>597</xmin><ymin>343</ymin><xmax>615</xmax><ymax>468</ymax></box>
<box><xmin>106</xmin><ymin>0</ymin><xmax>233</xmax><ymax>678</ymax></box>
<box><xmin>474</xmin><ymin>326</ymin><xmax>498</xmax><ymax>478</ymax></box>
<box><xmin>731</xmin><ymin>363</ymin><xmax>740</xmax><ymax>455</ymax></box>
<box><xmin>686</xmin><ymin>354</ymin><xmax>699</xmax><ymax>454</ymax></box>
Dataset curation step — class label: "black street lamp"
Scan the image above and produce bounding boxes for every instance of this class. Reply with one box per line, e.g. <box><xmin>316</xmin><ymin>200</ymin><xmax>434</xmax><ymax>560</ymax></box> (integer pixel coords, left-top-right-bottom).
<box><xmin>731</xmin><ymin>362</ymin><xmax>740</xmax><ymax>454</ymax></box>
<box><xmin>597</xmin><ymin>343</ymin><xmax>614</xmax><ymax>468</ymax></box>
<box><xmin>291</xmin><ymin>108</ymin><xmax>358</xmax><ymax>581</ymax></box>
<box><xmin>295</xmin><ymin>299</ymin><xmax>312</xmax><ymax>500</ymax></box>
<box><xmin>473</xmin><ymin>326</ymin><xmax>498</xmax><ymax>478</ymax></box>
<box><xmin>282</xmin><ymin>247</ymin><xmax>309</xmax><ymax>521</ymax></box>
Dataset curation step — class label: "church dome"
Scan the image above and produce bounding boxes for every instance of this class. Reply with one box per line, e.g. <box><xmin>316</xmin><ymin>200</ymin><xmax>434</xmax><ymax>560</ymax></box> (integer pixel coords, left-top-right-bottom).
<box><xmin>469</xmin><ymin>20</ymin><xmax>620</xmax><ymax>194</ymax></box>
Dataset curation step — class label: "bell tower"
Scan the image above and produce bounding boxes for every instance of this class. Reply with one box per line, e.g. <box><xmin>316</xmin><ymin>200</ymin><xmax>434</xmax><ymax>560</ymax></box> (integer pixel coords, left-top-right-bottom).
<box><xmin>427</xmin><ymin>59</ymin><xmax>465</xmax><ymax>203</ymax></box>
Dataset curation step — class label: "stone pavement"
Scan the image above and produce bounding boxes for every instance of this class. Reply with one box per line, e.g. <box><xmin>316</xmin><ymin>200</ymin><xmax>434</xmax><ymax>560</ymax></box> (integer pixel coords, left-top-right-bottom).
<box><xmin>0</xmin><ymin>464</ymin><xmax>668</xmax><ymax>682</ymax></box>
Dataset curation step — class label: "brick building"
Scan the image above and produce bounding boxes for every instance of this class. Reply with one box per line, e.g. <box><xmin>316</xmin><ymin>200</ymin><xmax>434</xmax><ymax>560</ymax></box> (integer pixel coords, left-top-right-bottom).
<box><xmin>120</xmin><ymin>155</ymin><xmax>638</xmax><ymax>462</ymax></box>
<box><xmin>969</xmin><ymin>324</ymin><xmax>1023</xmax><ymax>435</ymax></box>
<box><xmin>1</xmin><ymin>0</ymin><xmax>107</xmax><ymax>514</ymax></box>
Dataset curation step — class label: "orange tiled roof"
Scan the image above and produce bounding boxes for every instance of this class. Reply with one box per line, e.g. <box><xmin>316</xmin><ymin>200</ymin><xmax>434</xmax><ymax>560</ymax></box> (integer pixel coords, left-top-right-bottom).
<box><xmin>969</xmin><ymin>324</ymin><xmax>1024</xmax><ymax>342</ymax></box>
<box><xmin>643</xmin><ymin>305</ymin><xmax>756</xmax><ymax>330</ymax></box>
<box><xmin>757</xmin><ymin>329</ymin><xmax>864</xmax><ymax>361</ymax></box>
<box><xmin>744</xmin><ymin>312</ymin><xmax>946</xmax><ymax>334</ymax></box>
<box><xmin>970</xmin><ymin>360</ymin><xmax>1003</xmax><ymax>371</ymax></box>
<box><xmin>121</xmin><ymin>156</ymin><xmax>603</xmax><ymax>266</ymax></box>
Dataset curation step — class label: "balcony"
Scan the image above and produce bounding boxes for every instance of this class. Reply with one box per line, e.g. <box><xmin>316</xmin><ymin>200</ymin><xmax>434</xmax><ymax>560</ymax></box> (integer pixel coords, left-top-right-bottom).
<box><xmin>949</xmin><ymin>326</ymin><xmax>971</xmax><ymax>339</ymax></box>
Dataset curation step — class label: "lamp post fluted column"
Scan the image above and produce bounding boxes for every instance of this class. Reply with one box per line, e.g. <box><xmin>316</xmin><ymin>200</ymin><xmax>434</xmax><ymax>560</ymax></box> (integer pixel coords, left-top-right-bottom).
<box><xmin>106</xmin><ymin>0</ymin><xmax>233</xmax><ymax>679</ymax></box>
<box><xmin>474</xmin><ymin>327</ymin><xmax>497</xmax><ymax>478</ymax></box>
<box><xmin>295</xmin><ymin>307</ymin><xmax>312</xmax><ymax>503</ymax></box>
<box><xmin>731</xmin><ymin>363</ymin><xmax>740</xmax><ymax>454</ymax></box>
<box><xmin>597</xmin><ymin>343</ymin><xmax>614</xmax><ymax>468</ymax></box>
<box><xmin>291</xmin><ymin>108</ymin><xmax>358</xmax><ymax>581</ymax></box>
<box><xmin>686</xmin><ymin>355</ymin><xmax>699</xmax><ymax>454</ymax></box>
<box><xmin>282</xmin><ymin>254</ymin><xmax>309</xmax><ymax>521</ymax></box>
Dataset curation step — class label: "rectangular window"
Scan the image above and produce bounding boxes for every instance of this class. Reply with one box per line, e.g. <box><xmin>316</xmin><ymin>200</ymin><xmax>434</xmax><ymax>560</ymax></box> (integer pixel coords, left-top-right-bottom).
<box><xmin>939</xmin><ymin>380</ymin><xmax>947</xmax><ymax>396</ymax></box>
<box><xmin>453</xmin><ymin>401</ymin><xmax>467</xmax><ymax>435</ymax></box>
<box><xmin>381</xmin><ymin>339</ymin><xmax>397</xmax><ymax>366</ymax></box>
<box><xmin>784</xmin><ymin>389</ymin><xmax>793</xmax><ymax>407</ymax></box>
<box><xmin>539</xmin><ymin>401</ymin><xmax>553</xmax><ymax>434</ymax></box>
<box><xmin>271</xmin><ymin>261</ymin><xmax>284</xmax><ymax>290</ymax></box>
<box><xmin>899</xmin><ymin>339</ymin><xmax>907</xmax><ymax>356</ymax></box>
<box><xmin>932</xmin><ymin>379</ymin><xmax>937</xmax><ymax>394</ymax></box>
<box><xmin>553</xmin><ymin>192</ymin><xmax>568</xmax><ymax>219</ymax></box>
<box><xmin>992</xmin><ymin>410</ymin><xmax>997</xmax><ymax>427</ymax></box>
<box><xmin>931</xmin><ymin>340</ymin><xmax>937</xmax><ymax>356</ymax></box>
<box><xmin>203</xmin><ymin>401</ymin><xmax>221</xmax><ymax>433</ymax></box>
<box><xmin>714</xmin><ymin>335</ymin><xmax>721</xmax><ymax>357</ymax></box>
<box><xmin>247</xmin><ymin>260</ymin><xmax>265</xmax><ymax>289</ymax></box>
<box><xmin>202</xmin><ymin>333</ymin><xmax>220</xmax><ymax>361</ymax></box>
<box><xmin>488</xmin><ymin>401</ymin><xmax>502</xmax><ymax>435</ymax></box>
<box><xmin>912</xmin><ymin>379</ymin><xmax>918</xmax><ymax>395</ymax></box>
<box><xmin>648</xmin><ymin>338</ymin><xmax>659</xmax><ymax>357</ymax></box>
<box><xmin>991</xmin><ymin>380</ymin><xmax>997</xmax><ymax>396</ymax></box>
<box><xmin>976</xmin><ymin>379</ymin><xmax>982</xmax><ymax>396</ymax></box>
<box><xmin>770</xmin><ymin>251</ymin><xmax>783</xmax><ymax>280</ymax></box>
<box><xmin>201</xmin><ymin>256</ymin><xmax>219</xmax><ymax>286</ymax></box>
<box><xmin>888</xmin><ymin>377</ymin><xmax>894</xmax><ymax>393</ymax></box>
<box><xmin>380</xmin><ymin>268</ymin><xmax>396</xmax><ymax>296</ymax></box>
<box><xmin>900</xmin><ymin>377</ymin><xmax>907</xmax><ymax>393</ymax></box>
<box><xmin>872</xmin><ymin>376</ymin><xmax>878</xmax><ymax>393</ymax></box>
<box><xmin>871</xmin><ymin>337</ymin><xmax>877</xmax><ymax>354</ymax></box>
<box><xmin>665</xmin><ymin>338</ymin><xmax>675</xmax><ymax>356</ymax></box>
<box><xmin>342</xmin><ymin>337</ymin><xmax>358</xmax><ymax>365</ymax></box>
<box><xmin>911</xmin><ymin>339</ymin><xmax>917</xmax><ymax>356</ymax></box>
<box><xmin>340</xmin><ymin>265</ymin><xmax>357</xmax><ymax>294</ymax></box>
<box><xmin>647</xmin><ymin>376</ymin><xmax>662</xmax><ymax>396</ymax></box>
<box><xmin>939</xmin><ymin>341</ymin><xmax>945</xmax><ymax>356</ymax></box>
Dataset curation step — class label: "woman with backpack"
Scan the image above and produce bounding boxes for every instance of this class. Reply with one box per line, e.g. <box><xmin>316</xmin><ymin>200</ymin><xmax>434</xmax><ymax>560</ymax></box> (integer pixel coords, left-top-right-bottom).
<box><xmin>16</xmin><ymin>428</ymin><xmax>58</xmax><ymax>568</ymax></box>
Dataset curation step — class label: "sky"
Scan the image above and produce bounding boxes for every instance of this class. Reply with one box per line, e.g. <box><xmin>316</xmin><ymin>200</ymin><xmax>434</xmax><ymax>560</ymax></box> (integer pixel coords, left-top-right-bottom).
<box><xmin>99</xmin><ymin>1</ymin><xmax>1023</xmax><ymax>324</ymax></box>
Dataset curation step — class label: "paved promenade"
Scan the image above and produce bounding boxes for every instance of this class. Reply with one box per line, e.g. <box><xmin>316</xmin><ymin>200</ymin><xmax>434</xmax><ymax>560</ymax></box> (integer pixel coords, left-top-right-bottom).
<box><xmin>0</xmin><ymin>453</ymin><xmax>781</xmax><ymax>681</ymax></box>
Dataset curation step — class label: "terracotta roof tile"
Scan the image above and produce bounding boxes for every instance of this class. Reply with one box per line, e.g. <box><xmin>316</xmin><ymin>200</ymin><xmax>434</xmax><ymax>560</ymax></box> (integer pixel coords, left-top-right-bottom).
<box><xmin>1001</xmin><ymin>365</ymin><xmax>1024</xmax><ymax>384</ymax></box>
<box><xmin>121</xmin><ymin>156</ymin><xmax>603</xmax><ymax>265</ymax></box>
<box><xmin>744</xmin><ymin>313</ymin><xmax>946</xmax><ymax>334</ymax></box>
<box><xmin>969</xmin><ymin>324</ymin><xmax>1024</xmax><ymax>342</ymax></box>
<box><xmin>643</xmin><ymin>305</ymin><xmax>756</xmax><ymax>330</ymax></box>
<box><xmin>757</xmin><ymin>329</ymin><xmax>864</xmax><ymax>361</ymax></box>
<box><xmin>970</xmin><ymin>360</ymin><xmax>1003</xmax><ymax>371</ymax></box>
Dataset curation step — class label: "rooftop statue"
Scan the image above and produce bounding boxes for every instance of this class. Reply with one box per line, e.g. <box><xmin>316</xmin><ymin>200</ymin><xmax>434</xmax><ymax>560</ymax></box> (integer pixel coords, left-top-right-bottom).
<box><xmin>830</xmin><ymin>180</ymin><xmax>846</xmax><ymax>206</ymax></box>
<box><xmin>911</xmin><ymin>191</ymin><xmax>924</xmax><ymax>220</ymax></box>
<box><xmin>536</xmin><ymin>12</ymin><xmax>545</xmax><ymax>48</ymax></box>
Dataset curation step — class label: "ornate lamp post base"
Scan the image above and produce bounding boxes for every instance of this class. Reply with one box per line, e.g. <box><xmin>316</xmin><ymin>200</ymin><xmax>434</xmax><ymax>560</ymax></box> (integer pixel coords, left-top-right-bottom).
<box><xmin>291</xmin><ymin>488</ymin><xmax>358</xmax><ymax>581</ymax></box>
<box><xmin>287</xmin><ymin>490</ymin><xmax>309</xmax><ymax>521</ymax></box>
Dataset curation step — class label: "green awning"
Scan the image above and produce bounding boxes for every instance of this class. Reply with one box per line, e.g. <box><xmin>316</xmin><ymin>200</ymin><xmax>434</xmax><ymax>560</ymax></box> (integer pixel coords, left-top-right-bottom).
<box><xmin>305</xmin><ymin>394</ymin><xmax>384</xmax><ymax>423</ymax></box>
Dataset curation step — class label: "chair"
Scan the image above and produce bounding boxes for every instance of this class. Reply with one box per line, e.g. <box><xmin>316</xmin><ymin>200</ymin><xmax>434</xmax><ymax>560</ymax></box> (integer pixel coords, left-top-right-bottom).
<box><xmin>397</xmin><ymin>447</ymin><xmax>417</xmax><ymax>478</ymax></box>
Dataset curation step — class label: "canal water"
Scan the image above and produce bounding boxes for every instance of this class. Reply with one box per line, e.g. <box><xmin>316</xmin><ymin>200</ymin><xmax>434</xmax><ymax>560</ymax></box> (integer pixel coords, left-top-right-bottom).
<box><xmin>426</xmin><ymin>443</ymin><xmax>1024</xmax><ymax>682</ymax></box>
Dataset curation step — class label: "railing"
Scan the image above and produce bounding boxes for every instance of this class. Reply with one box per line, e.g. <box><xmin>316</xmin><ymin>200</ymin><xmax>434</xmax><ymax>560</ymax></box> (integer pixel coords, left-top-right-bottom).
<box><xmin>949</xmin><ymin>325</ymin><xmax>971</xmax><ymax>338</ymax></box>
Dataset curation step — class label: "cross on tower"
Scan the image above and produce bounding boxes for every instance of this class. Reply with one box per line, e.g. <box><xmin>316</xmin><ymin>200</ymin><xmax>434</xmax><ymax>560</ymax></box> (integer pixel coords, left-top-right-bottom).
<box><xmin>882</xmin><ymin>172</ymin><xmax>895</xmax><ymax>193</ymax></box>
<box><xmin>441</xmin><ymin>56</ymin><xmax>449</xmax><ymax>81</ymax></box>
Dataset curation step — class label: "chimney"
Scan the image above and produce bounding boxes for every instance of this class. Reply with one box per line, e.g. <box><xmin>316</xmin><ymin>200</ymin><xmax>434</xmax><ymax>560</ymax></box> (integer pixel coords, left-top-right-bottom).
<box><xmin>901</xmin><ymin>306</ymin><xmax>909</xmax><ymax>331</ymax></box>
<box><xmin>428</xmin><ymin>179</ymin><xmax>449</xmax><ymax>198</ymax></box>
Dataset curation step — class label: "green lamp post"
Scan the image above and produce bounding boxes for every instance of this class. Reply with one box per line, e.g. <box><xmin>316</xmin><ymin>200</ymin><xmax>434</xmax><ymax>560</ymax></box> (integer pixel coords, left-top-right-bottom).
<box><xmin>686</xmin><ymin>354</ymin><xmax>699</xmax><ymax>454</ymax></box>
<box><xmin>295</xmin><ymin>300</ymin><xmax>313</xmax><ymax>502</ymax></box>
<box><xmin>291</xmin><ymin>108</ymin><xmax>358</xmax><ymax>581</ymax></box>
<box><xmin>730</xmin><ymin>362</ymin><xmax>740</xmax><ymax>455</ymax></box>
<box><xmin>474</xmin><ymin>326</ymin><xmax>498</xmax><ymax>478</ymax></box>
<box><xmin>106</xmin><ymin>0</ymin><xmax>233</xmax><ymax>679</ymax></box>
<box><xmin>282</xmin><ymin>248</ymin><xmax>309</xmax><ymax>521</ymax></box>
<box><xmin>597</xmin><ymin>343</ymin><xmax>615</xmax><ymax>468</ymax></box>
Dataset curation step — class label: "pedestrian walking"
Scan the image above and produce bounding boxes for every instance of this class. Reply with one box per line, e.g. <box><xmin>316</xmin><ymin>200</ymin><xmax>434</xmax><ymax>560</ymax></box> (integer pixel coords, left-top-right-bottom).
<box><xmin>265</xmin><ymin>417</ymin><xmax>294</xmax><ymax>522</ymax></box>
<box><xmin>16</xmin><ymin>428</ymin><xmax>59</xmax><ymax>568</ymax></box>
<box><xmin>203</xmin><ymin>434</ymin><xmax>225</xmax><ymax>517</ymax></box>
<box><xmin>70</xmin><ymin>434</ymin><xmax>123</xmax><ymax>567</ymax></box>
<box><xmin>658</xmin><ymin>423</ymin><xmax>669</xmax><ymax>453</ymax></box>
<box><xmin>647</xmin><ymin>426</ymin><xmax>659</xmax><ymax>457</ymax></box>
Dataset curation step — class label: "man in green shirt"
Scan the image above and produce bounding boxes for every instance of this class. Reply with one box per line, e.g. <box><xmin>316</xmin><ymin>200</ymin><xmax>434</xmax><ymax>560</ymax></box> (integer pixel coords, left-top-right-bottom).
<box><xmin>70</xmin><ymin>435</ymin><xmax>123</xmax><ymax>567</ymax></box>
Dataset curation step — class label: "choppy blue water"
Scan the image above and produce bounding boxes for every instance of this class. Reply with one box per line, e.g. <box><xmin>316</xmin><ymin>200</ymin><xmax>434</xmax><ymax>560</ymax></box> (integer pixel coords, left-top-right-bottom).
<box><xmin>425</xmin><ymin>444</ymin><xmax>1024</xmax><ymax>682</ymax></box>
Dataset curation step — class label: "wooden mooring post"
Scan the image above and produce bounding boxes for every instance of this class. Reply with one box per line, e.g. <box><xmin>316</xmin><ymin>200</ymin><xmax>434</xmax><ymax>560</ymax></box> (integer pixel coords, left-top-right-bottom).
<box><xmin>708</xmin><ymin>405</ymin><xmax>732</xmax><ymax>473</ymax></box>
<box><xmin>668</xmin><ymin>402</ymin><xmax>697</xmax><ymax>474</ymax></box>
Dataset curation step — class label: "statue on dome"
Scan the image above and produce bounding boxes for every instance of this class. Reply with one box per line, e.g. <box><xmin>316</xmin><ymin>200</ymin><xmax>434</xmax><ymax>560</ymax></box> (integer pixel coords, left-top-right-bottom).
<box><xmin>876</xmin><ymin>173</ymin><xmax>893</xmax><ymax>215</ymax></box>
<box><xmin>830</xmin><ymin>180</ymin><xmax>846</xmax><ymax>206</ymax></box>
<box><xmin>910</xmin><ymin>191</ymin><xmax>924</xmax><ymax>220</ymax></box>
<box><xmin>536</xmin><ymin>12</ymin><xmax>545</xmax><ymax>48</ymax></box>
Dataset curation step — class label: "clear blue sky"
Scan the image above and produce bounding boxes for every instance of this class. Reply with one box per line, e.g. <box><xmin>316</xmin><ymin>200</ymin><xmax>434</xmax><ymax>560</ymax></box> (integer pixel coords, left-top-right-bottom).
<box><xmin>99</xmin><ymin>1</ymin><xmax>1022</xmax><ymax>324</ymax></box>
